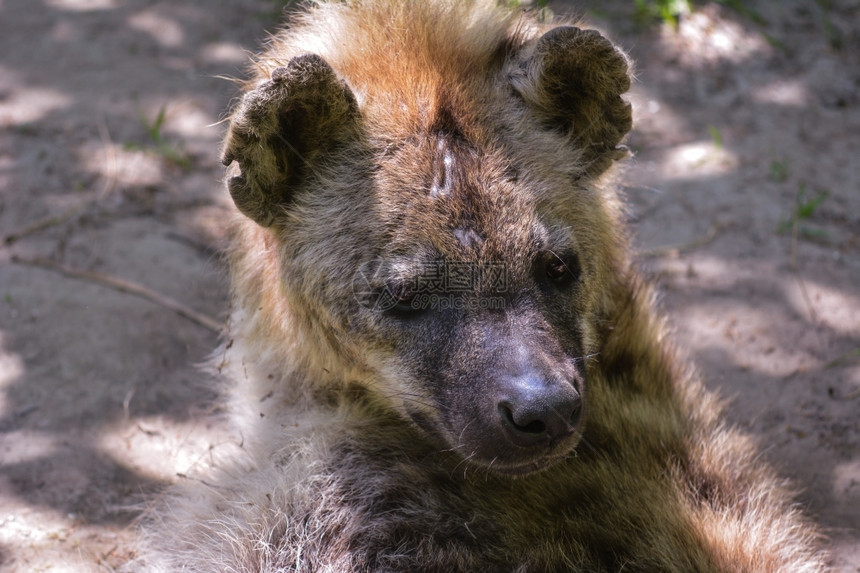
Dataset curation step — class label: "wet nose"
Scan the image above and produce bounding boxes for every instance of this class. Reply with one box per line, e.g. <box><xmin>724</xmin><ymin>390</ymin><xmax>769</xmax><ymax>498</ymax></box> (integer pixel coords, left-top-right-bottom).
<box><xmin>497</xmin><ymin>373</ymin><xmax>582</xmax><ymax>448</ymax></box>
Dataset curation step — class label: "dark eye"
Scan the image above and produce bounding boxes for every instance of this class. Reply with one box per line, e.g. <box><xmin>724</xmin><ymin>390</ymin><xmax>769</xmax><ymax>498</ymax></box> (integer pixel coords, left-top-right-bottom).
<box><xmin>541</xmin><ymin>252</ymin><xmax>581</xmax><ymax>288</ymax></box>
<box><xmin>545</xmin><ymin>258</ymin><xmax>567</xmax><ymax>280</ymax></box>
<box><xmin>393</xmin><ymin>288</ymin><xmax>418</xmax><ymax>313</ymax></box>
<box><xmin>382</xmin><ymin>284</ymin><xmax>428</xmax><ymax>318</ymax></box>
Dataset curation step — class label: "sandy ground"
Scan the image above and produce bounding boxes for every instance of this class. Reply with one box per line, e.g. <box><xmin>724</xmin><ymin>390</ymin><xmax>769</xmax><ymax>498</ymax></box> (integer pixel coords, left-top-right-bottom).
<box><xmin>0</xmin><ymin>0</ymin><xmax>857</xmax><ymax>571</ymax></box>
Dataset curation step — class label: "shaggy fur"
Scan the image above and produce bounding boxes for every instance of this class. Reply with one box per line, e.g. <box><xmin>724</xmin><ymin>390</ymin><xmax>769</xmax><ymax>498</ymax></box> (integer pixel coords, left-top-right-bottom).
<box><xmin>140</xmin><ymin>1</ymin><xmax>828</xmax><ymax>571</ymax></box>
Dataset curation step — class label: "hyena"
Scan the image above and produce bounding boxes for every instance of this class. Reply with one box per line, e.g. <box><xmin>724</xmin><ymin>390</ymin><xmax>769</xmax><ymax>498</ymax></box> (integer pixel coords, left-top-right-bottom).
<box><xmin>143</xmin><ymin>1</ymin><xmax>828</xmax><ymax>571</ymax></box>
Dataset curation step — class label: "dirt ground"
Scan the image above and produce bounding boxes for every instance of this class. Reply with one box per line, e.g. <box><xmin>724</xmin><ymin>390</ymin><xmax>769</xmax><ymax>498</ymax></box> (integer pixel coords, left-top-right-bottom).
<box><xmin>0</xmin><ymin>0</ymin><xmax>857</xmax><ymax>571</ymax></box>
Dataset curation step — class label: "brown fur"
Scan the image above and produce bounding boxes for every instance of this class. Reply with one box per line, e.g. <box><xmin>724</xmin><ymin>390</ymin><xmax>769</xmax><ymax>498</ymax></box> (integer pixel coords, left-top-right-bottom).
<box><xmin>140</xmin><ymin>1</ymin><xmax>828</xmax><ymax>571</ymax></box>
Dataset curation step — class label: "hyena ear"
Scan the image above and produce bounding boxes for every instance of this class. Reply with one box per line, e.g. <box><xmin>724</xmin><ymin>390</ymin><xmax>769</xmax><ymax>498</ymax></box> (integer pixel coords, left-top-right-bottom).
<box><xmin>511</xmin><ymin>26</ymin><xmax>633</xmax><ymax>178</ymax></box>
<box><xmin>221</xmin><ymin>54</ymin><xmax>359</xmax><ymax>227</ymax></box>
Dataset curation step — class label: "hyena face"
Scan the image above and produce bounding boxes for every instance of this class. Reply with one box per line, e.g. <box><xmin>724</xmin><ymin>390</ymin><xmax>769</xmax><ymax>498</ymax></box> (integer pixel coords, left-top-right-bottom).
<box><xmin>345</xmin><ymin>134</ymin><xmax>596</xmax><ymax>475</ymax></box>
<box><xmin>223</xmin><ymin>20</ymin><xmax>631</xmax><ymax>475</ymax></box>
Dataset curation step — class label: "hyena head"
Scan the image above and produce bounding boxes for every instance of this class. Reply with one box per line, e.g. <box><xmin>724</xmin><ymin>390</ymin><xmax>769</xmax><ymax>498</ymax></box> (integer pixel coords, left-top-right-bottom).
<box><xmin>223</xmin><ymin>2</ymin><xmax>632</xmax><ymax>476</ymax></box>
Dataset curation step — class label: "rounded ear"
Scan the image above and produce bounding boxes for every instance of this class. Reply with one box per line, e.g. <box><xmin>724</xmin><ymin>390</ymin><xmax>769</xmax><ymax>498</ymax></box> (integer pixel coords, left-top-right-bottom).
<box><xmin>222</xmin><ymin>54</ymin><xmax>359</xmax><ymax>227</ymax></box>
<box><xmin>510</xmin><ymin>26</ymin><xmax>633</xmax><ymax>178</ymax></box>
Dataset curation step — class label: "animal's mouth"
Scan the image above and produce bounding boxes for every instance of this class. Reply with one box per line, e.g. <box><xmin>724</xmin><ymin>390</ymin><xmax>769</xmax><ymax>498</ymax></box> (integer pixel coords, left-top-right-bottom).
<box><xmin>452</xmin><ymin>419</ymin><xmax>585</xmax><ymax>478</ymax></box>
<box><xmin>476</xmin><ymin>439</ymin><xmax>582</xmax><ymax>477</ymax></box>
<box><xmin>405</xmin><ymin>403</ymin><xmax>582</xmax><ymax>477</ymax></box>
<box><xmin>497</xmin><ymin>400</ymin><xmax>583</xmax><ymax>447</ymax></box>
<box><xmin>449</xmin><ymin>374</ymin><xmax>586</xmax><ymax>475</ymax></box>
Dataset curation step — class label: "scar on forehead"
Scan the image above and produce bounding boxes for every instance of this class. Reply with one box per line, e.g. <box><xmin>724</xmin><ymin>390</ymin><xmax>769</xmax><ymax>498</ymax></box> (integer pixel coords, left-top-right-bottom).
<box><xmin>430</xmin><ymin>139</ymin><xmax>455</xmax><ymax>198</ymax></box>
<box><xmin>453</xmin><ymin>227</ymin><xmax>484</xmax><ymax>250</ymax></box>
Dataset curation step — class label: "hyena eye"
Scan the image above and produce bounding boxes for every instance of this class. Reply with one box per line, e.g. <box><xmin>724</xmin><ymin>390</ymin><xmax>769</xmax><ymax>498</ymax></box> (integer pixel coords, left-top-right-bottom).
<box><xmin>384</xmin><ymin>284</ymin><xmax>428</xmax><ymax>318</ymax></box>
<box><xmin>541</xmin><ymin>252</ymin><xmax>581</xmax><ymax>289</ymax></box>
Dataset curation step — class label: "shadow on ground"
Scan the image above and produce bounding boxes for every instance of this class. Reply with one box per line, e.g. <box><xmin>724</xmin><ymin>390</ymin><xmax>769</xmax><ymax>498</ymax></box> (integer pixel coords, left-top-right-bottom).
<box><xmin>0</xmin><ymin>0</ymin><xmax>857</xmax><ymax>570</ymax></box>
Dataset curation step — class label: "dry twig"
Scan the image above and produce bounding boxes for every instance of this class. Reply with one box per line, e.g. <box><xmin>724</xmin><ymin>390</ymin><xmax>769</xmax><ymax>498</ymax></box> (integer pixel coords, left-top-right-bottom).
<box><xmin>3</xmin><ymin>205</ymin><xmax>86</xmax><ymax>245</ymax></box>
<box><xmin>4</xmin><ymin>116</ymin><xmax>118</xmax><ymax>246</ymax></box>
<box><xmin>791</xmin><ymin>204</ymin><xmax>818</xmax><ymax>323</ymax></box>
<box><xmin>11</xmin><ymin>255</ymin><xmax>222</xmax><ymax>333</ymax></box>
<box><xmin>639</xmin><ymin>222</ymin><xmax>725</xmax><ymax>258</ymax></box>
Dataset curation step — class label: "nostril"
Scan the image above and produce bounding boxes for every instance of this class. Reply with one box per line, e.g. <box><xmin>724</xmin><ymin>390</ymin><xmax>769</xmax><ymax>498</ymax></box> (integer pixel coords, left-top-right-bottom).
<box><xmin>497</xmin><ymin>383</ymin><xmax>583</xmax><ymax>448</ymax></box>
<box><xmin>499</xmin><ymin>402</ymin><xmax>547</xmax><ymax>445</ymax></box>
<box><xmin>569</xmin><ymin>398</ymin><xmax>582</xmax><ymax>427</ymax></box>
<box><xmin>519</xmin><ymin>419</ymin><xmax>547</xmax><ymax>435</ymax></box>
<box><xmin>500</xmin><ymin>404</ymin><xmax>547</xmax><ymax>436</ymax></box>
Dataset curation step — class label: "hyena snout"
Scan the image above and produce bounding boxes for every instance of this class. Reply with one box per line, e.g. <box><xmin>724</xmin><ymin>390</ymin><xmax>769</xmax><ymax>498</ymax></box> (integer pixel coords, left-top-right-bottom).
<box><xmin>456</xmin><ymin>324</ymin><xmax>587</xmax><ymax>471</ymax></box>
<box><xmin>497</xmin><ymin>372</ymin><xmax>583</xmax><ymax>448</ymax></box>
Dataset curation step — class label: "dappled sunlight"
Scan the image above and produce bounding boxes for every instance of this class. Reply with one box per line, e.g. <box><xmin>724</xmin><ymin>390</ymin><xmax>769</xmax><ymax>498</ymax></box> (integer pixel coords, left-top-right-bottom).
<box><xmin>43</xmin><ymin>0</ymin><xmax>118</xmax><ymax>11</ymax></box>
<box><xmin>654</xmin><ymin>254</ymin><xmax>737</xmax><ymax>290</ymax></box>
<box><xmin>0</xmin><ymin>496</ymin><xmax>134</xmax><ymax>573</ymax></box>
<box><xmin>128</xmin><ymin>9</ymin><xmax>185</xmax><ymax>49</ymax></box>
<box><xmin>830</xmin><ymin>459</ymin><xmax>860</xmax><ymax>566</ymax></box>
<box><xmin>752</xmin><ymin>78</ymin><xmax>812</xmax><ymax>107</ymax></box>
<box><xmin>0</xmin><ymin>334</ymin><xmax>24</xmax><ymax>417</ymax></box>
<box><xmin>97</xmin><ymin>415</ymin><xmax>240</xmax><ymax>483</ymax></box>
<box><xmin>77</xmin><ymin>141</ymin><xmax>165</xmax><ymax>191</ymax></box>
<box><xmin>0</xmin><ymin>0</ymin><xmax>856</xmax><ymax>569</ymax></box>
<box><xmin>784</xmin><ymin>277</ymin><xmax>860</xmax><ymax>338</ymax></box>
<box><xmin>833</xmin><ymin>459</ymin><xmax>860</xmax><ymax>498</ymax></box>
<box><xmin>200</xmin><ymin>42</ymin><xmax>253</xmax><ymax>66</ymax></box>
<box><xmin>670</xmin><ymin>300</ymin><xmax>816</xmax><ymax>379</ymax></box>
<box><xmin>660</xmin><ymin>5</ymin><xmax>772</xmax><ymax>67</ymax></box>
<box><xmin>627</xmin><ymin>85</ymin><xmax>693</xmax><ymax>145</ymax></box>
<box><xmin>0</xmin><ymin>67</ymin><xmax>71</xmax><ymax>127</ymax></box>
<box><xmin>654</xmin><ymin>253</ymin><xmax>860</xmax><ymax>380</ymax></box>
<box><xmin>156</xmin><ymin>99</ymin><xmax>224</xmax><ymax>141</ymax></box>
<box><xmin>0</xmin><ymin>506</ymin><xmax>79</xmax><ymax>555</ymax></box>
<box><xmin>0</xmin><ymin>1</ymin><xmax>259</xmax><ymax>571</ymax></box>
<box><xmin>0</xmin><ymin>430</ymin><xmax>58</xmax><ymax>465</ymax></box>
<box><xmin>663</xmin><ymin>139</ymin><xmax>737</xmax><ymax>176</ymax></box>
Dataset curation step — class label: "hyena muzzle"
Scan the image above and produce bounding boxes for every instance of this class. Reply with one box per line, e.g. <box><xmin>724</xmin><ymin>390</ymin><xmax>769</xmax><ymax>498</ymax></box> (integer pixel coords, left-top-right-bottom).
<box><xmin>140</xmin><ymin>1</ymin><xmax>829</xmax><ymax>571</ymax></box>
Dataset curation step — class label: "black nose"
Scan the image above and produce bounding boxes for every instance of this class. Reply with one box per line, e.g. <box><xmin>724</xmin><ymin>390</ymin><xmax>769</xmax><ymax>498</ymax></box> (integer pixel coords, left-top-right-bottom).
<box><xmin>497</xmin><ymin>374</ymin><xmax>582</xmax><ymax>447</ymax></box>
